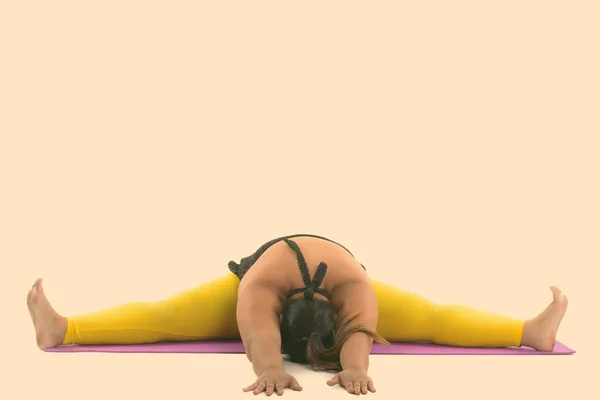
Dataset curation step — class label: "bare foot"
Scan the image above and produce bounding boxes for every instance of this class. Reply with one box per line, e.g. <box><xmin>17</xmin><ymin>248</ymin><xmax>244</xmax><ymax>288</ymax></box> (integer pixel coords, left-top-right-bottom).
<box><xmin>523</xmin><ymin>286</ymin><xmax>568</xmax><ymax>351</ymax></box>
<box><xmin>27</xmin><ymin>278</ymin><xmax>68</xmax><ymax>349</ymax></box>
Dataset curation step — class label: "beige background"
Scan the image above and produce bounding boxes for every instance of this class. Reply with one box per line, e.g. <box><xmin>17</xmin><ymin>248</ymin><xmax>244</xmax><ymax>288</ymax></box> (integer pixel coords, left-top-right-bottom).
<box><xmin>1</xmin><ymin>1</ymin><xmax>598</xmax><ymax>399</ymax></box>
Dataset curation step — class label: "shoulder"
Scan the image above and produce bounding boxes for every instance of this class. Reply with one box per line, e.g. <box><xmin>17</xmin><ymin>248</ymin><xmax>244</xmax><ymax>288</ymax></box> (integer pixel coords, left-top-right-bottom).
<box><xmin>329</xmin><ymin>280</ymin><xmax>376</xmax><ymax>313</ymax></box>
<box><xmin>237</xmin><ymin>280</ymin><xmax>286</xmax><ymax>314</ymax></box>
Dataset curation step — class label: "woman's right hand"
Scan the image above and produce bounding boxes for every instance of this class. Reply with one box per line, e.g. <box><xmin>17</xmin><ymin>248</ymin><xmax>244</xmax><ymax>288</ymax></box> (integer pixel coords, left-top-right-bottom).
<box><xmin>243</xmin><ymin>368</ymin><xmax>303</xmax><ymax>396</ymax></box>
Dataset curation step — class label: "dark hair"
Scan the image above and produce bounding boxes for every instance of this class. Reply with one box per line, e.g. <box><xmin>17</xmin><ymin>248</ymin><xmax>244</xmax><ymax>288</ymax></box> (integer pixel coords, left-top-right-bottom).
<box><xmin>280</xmin><ymin>298</ymin><xmax>388</xmax><ymax>371</ymax></box>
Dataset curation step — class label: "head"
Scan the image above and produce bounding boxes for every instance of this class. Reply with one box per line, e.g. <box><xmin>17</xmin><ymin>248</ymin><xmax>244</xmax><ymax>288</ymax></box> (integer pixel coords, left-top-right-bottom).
<box><xmin>280</xmin><ymin>297</ymin><xmax>386</xmax><ymax>371</ymax></box>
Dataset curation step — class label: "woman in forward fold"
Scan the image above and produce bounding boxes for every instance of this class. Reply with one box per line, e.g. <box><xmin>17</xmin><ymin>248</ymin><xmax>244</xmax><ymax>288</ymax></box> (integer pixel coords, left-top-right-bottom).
<box><xmin>27</xmin><ymin>234</ymin><xmax>568</xmax><ymax>396</ymax></box>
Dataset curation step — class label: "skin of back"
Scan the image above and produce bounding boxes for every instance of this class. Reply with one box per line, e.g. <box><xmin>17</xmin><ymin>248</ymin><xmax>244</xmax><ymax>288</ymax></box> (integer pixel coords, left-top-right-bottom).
<box><xmin>235</xmin><ymin>236</ymin><xmax>372</xmax><ymax>369</ymax></box>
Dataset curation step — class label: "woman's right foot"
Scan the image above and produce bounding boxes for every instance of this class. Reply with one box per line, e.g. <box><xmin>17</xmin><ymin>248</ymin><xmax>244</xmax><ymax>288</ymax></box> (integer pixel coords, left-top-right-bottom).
<box><xmin>27</xmin><ymin>278</ymin><xmax>68</xmax><ymax>350</ymax></box>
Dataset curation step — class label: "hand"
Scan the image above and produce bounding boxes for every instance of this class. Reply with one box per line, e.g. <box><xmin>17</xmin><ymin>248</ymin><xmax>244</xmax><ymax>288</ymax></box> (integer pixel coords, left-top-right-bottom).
<box><xmin>243</xmin><ymin>369</ymin><xmax>303</xmax><ymax>396</ymax></box>
<box><xmin>327</xmin><ymin>368</ymin><xmax>375</xmax><ymax>395</ymax></box>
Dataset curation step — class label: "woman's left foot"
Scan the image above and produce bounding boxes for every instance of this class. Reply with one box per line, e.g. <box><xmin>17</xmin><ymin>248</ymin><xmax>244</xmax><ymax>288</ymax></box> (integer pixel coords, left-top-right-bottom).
<box><xmin>526</xmin><ymin>286</ymin><xmax>568</xmax><ymax>351</ymax></box>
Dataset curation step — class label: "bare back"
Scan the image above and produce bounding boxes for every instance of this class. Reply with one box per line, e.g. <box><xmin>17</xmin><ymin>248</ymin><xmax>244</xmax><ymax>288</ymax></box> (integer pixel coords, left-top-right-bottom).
<box><xmin>236</xmin><ymin>236</ymin><xmax>370</xmax><ymax>314</ymax></box>
<box><xmin>233</xmin><ymin>235</ymin><xmax>378</xmax><ymax>365</ymax></box>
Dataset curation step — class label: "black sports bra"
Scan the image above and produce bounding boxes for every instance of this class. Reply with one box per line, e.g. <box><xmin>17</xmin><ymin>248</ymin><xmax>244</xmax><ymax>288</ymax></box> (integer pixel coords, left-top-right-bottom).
<box><xmin>227</xmin><ymin>234</ymin><xmax>365</xmax><ymax>301</ymax></box>
<box><xmin>282</xmin><ymin>238</ymin><xmax>330</xmax><ymax>300</ymax></box>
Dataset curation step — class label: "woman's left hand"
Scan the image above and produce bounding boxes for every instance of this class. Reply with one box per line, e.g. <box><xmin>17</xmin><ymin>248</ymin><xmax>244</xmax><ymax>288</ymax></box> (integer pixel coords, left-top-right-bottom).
<box><xmin>327</xmin><ymin>368</ymin><xmax>376</xmax><ymax>395</ymax></box>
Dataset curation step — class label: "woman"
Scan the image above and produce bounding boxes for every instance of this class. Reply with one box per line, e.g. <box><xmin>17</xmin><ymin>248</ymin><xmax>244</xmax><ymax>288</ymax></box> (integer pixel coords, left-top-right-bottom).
<box><xmin>27</xmin><ymin>234</ymin><xmax>568</xmax><ymax>396</ymax></box>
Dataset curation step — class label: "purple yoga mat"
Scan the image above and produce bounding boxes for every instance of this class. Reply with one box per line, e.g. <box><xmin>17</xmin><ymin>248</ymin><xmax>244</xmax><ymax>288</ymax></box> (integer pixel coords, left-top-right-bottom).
<box><xmin>45</xmin><ymin>340</ymin><xmax>575</xmax><ymax>355</ymax></box>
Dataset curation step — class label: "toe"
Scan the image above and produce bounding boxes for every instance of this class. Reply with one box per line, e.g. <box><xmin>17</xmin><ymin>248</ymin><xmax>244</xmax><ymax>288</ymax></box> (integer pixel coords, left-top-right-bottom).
<box><xmin>549</xmin><ymin>286</ymin><xmax>562</xmax><ymax>300</ymax></box>
<box><xmin>551</xmin><ymin>287</ymin><xmax>568</xmax><ymax>310</ymax></box>
<box><xmin>30</xmin><ymin>286</ymin><xmax>38</xmax><ymax>301</ymax></box>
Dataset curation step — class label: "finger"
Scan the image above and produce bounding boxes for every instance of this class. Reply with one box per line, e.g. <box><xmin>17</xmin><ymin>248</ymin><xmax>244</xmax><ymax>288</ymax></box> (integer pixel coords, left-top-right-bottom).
<box><xmin>265</xmin><ymin>383</ymin><xmax>275</xmax><ymax>396</ymax></box>
<box><xmin>275</xmin><ymin>383</ymin><xmax>285</xmax><ymax>396</ymax></box>
<box><xmin>253</xmin><ymin>381</ymin><xmax>267</xmax><ymax>395</ymax></box>
<box><xmin>361</xmin><ymin>382</ymin><xmax>368</xmax><ymax>395</ymax></box>
<box><xmin>367</xmin><ymin>380</ymin><xmax>376</xmax><ymax>393</ymax></box>
<box><xmin>290</xmin><ymin>377</ymin><xmax>303</xmax><ymax>391</ymax></box>
<box><xmin>242</xmin><ymin>382</ymin><xmax>258</xmax><ymax>392</ymax></box>
<box><xmin>327</xmin><ymin>374</ymin><xmax>340</xmax><ymax>386</ymax></box>
<box><xmin>346</xmin><ymin>382</ymin><xmax>354</xmax><ymax>394</ymax></box>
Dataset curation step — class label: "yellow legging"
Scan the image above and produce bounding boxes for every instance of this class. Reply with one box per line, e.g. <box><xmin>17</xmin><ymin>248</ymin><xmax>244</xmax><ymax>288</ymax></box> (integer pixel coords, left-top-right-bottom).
<box><xmin>63</xmin><ymin>274</ymin><xmax>523</xmax><ymax>348</ymax></box>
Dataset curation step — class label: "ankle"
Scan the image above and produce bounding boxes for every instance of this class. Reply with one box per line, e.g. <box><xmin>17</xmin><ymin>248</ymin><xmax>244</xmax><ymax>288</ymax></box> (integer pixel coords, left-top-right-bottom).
<box><xmin>49</xmin><ymin>315</ymin><xmax>68</xmax><ymax>345</ymax></box>
<box><xmin>520</xmin><ymin>318</ymin><xmax>539</xmax><ymax>348</ymax></box>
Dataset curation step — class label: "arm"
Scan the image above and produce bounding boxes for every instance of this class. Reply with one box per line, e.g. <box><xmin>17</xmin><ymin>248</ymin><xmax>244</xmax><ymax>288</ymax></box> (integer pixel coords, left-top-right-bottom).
<box><xmin>335</xmin><ymin>281</ymin><xmax>380</xmax><ymax>372</ymax></box>
<box><xmin>236</xmin><ymin>284</ymin><xmax>285</xmax><ymax>376</ymax></box>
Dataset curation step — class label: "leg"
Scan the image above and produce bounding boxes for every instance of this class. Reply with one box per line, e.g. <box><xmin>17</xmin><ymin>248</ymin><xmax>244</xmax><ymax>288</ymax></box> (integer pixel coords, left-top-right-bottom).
<box><xmin>27</xmin><ymin>274</ymin><xmax>241</xmax><ymax>349</ymax></box>
<box><xmin>371</xmin><ymin>280</ymin><xmax>568</xmax><ymax>351</ymax></box>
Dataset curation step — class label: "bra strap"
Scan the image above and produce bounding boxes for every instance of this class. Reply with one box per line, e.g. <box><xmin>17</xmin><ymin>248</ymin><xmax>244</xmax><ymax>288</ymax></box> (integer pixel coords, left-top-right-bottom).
<box><xmin>283</xmin><ymin>239</ymin><xmax>329</xmax><ymax>300</ymax></box>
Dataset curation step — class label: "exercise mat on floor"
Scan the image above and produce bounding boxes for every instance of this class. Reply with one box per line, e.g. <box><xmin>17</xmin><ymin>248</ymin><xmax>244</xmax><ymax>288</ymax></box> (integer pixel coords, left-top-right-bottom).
<box><xmin>44</xmin><ymin>341</ymin><xmax>575</xmax><ymax>355</ymax></box>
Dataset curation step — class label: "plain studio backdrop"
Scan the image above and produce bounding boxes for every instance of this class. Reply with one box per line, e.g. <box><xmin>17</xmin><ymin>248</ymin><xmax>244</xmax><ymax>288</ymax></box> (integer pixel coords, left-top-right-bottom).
<box><xmin>1</xmin><ymin>2</ymin><xmax>598</xmax><ymax>399</ymax></box>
